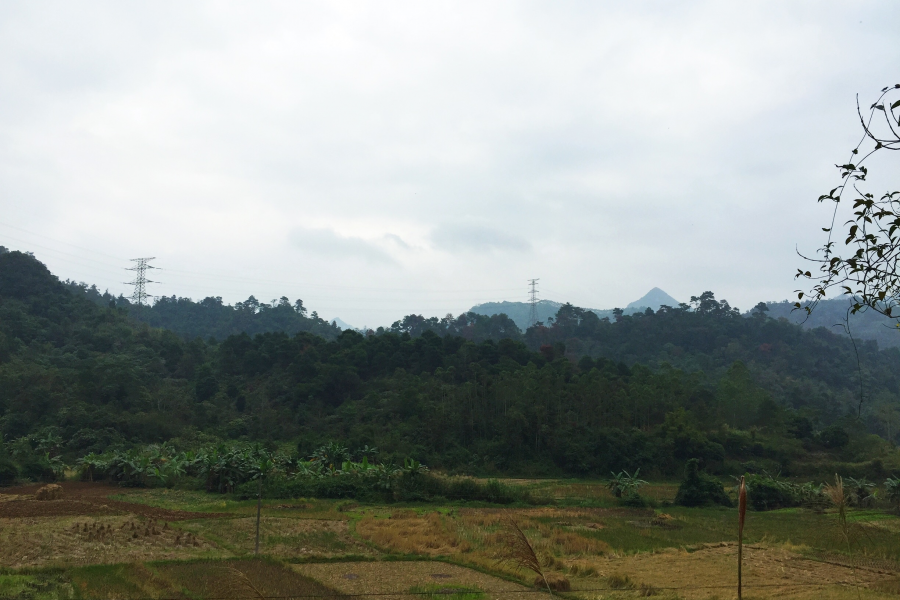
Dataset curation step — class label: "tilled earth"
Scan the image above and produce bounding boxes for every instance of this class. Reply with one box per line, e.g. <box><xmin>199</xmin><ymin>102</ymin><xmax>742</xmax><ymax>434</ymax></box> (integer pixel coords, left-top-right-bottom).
<box><xmin>0</xmin><ymin>482</ymin><xmax>227</xmax><ymax>520</ymax></box>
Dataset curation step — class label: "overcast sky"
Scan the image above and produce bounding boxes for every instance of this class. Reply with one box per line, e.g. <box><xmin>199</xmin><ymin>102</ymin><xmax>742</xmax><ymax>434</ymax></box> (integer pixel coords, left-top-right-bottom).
<box><xmin>1</xmin><ymin>2</ymin><xmax>898</xmax><ymax>328</ymax></box>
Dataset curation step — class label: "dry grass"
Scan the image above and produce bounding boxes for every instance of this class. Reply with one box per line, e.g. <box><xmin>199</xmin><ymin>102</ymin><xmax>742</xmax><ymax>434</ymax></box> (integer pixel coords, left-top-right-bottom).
<box><xmin>354</xmin><ymin>507</ymin><xmax>897</xmax><ymax>599</ymax></box>
<box><xmin>35</xmin><ymin>484</ymin><xmax>63</xmax><ymax>501</ymax></box>
<box><xmin>0</xmin><ymin>515</ymin><xmax>226</xmax><ymax>568</ymax></box>
<box><xmin>293</xmin><ymin>560</ymin><xmax>550</xmax><ymax>600</ymax></box>
<box><xmin>357</xmin><ymin>511</ymin><xmax>471</xmax><ymax>555</ymax></box>
<box><xmin>178</xmin><ymin>516</ymin><xmax>376</xmax><ymax>558</ymax></box>
<box><xmin>495</xmin><ymin>518</ymin><xmax>550</xmax><ymax>592</ymax></box>
<box><xmin>358</xmin><ymin>509</ymin><xmax>609</xmax><ymax>562</ymax></box>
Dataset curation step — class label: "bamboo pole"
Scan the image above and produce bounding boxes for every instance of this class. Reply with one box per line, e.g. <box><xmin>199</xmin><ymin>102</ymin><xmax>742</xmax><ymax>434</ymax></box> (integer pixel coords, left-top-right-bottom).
<box><xmin>738</xmin><ymin>475</ymin><xmax>747</xmax><ymax>600</ymax></box>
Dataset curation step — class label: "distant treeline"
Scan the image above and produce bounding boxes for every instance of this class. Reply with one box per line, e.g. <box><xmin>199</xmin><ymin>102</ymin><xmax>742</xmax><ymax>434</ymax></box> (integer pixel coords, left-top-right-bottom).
<box><xmin>765</xmin><ymin>298</ymin><xmax>900</xmax><ymax>349</ymax></box>
<box><xmin>63</xmin><ymin>281</ymin><xmax>341</xmax><ymax>341</ymax></box>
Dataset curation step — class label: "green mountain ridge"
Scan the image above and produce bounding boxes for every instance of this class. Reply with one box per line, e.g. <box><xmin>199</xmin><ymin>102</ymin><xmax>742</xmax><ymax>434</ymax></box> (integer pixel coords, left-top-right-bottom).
<box><xmin>1</xmin><ymin>250</ymin><xmax>899</xmax><ymax>482</ymax></box>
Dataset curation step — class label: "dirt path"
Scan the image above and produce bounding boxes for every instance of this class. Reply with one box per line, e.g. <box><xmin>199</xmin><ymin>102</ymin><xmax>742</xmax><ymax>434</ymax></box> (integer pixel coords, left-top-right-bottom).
<box><xmin>293</xmin><ymin>561</ymin><xmax>550</xmax><ymax>600</ymax></box>
<box><xmin>0</xmin><ymin>482</ymin><xmax>227</xmax><ymax>520</ymax></box>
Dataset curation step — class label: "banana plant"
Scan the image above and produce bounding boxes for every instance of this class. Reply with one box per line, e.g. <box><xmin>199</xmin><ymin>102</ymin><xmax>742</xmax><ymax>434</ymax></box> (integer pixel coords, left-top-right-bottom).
<box><xmin>607</xmin><ymin>469</ymin><xmax>647</xmax><ymax>498</ymax></box>
<box><xmin>885</xmin><ymin>477</ymin><xmax>900</xmax><ymax>512</ymax></box>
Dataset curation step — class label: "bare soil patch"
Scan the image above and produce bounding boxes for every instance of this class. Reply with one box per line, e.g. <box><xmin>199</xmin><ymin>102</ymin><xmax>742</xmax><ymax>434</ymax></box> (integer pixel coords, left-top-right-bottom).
<box><xmin>0</xmin><ymin>482</ymin><xmax>227</xmax><ymax>520</ymax></box>
<box><xmin>293</xmin><ymin>561</ymin><xmax>550</xmax><ymax>600</ymax></box>
<box><xmin>160</xmin><ymin>558</ymin><xmax>350</xmax><ymax>600</ymax></box>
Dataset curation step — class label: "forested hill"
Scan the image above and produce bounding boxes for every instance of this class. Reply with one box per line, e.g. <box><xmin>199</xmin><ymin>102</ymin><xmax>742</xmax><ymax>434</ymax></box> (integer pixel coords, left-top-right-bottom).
<box><xmin>63</xmin><ymin>280</ymin><xmax>341</xmax><ymax>342</ymax></box>
<box><xmin>469</xmin><ymin>288</ymin><xmax>679</xmax><ymax>330</ymax></box>
<box><xmin>765</xmin><ymin>298</ymin><xmax>900</xmax><ymax>349</ymax></box>
<box><xmin>1</xmin><ymin>250</ymin><xmax>899</xmax><ymax>478</ymax></box>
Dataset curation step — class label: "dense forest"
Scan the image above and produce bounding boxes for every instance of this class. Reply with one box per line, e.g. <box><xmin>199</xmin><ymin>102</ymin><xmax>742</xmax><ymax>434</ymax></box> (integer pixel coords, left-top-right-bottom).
<box><xmin>62</xmin><ymin>279</ymin><xmax>341</xmax><ymax>342</ymax></box>
<box><xmin>1</xmin><ymin>249</ymin><xmax>899</xmax><ymax>481</ymax></box>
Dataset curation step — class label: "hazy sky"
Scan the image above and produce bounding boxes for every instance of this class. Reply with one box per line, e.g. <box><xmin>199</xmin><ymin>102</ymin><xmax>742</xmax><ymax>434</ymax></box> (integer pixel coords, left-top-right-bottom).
<box><xmin>1</xmin><ymin>2</ymin><xmax>898</xmax><ymax>328</ymax></box>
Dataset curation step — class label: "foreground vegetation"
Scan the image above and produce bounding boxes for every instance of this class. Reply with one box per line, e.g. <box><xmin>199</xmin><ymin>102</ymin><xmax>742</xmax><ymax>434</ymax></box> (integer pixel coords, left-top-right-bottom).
<box><xmin>2</xmin><ymin>476</ymin><xmax>900</xmax><ymax>600</ymax></box>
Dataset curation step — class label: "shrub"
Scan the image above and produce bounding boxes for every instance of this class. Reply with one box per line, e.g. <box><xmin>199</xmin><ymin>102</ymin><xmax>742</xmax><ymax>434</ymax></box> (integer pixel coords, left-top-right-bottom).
<box><xmin>620</xmin><ymin>491</ymin><xmax>648</xmax><ymax>507</ymax></box>
<box><xmin>819</xmin><ymin>425</ymin><xmax>850</xmax><ymax>449</ymax></box>
<box><xmin>885</xmin><ymin>477</ymin><xmax>900</xmax><ymax>511</ymax></box>
<box><xmin>674</xmin><ymin>459</ymin><xmax>732</xmax><ymax>507</ymax></box>
<box><xmin>0</xmin><ymin>458</ymin><xmax>17</xmax><ymax>485</ymax></box>
<box><xmin>741</xmin><ymin>473</ymin><xmax>828</xmax><ymax>510</ymax></box>
<box><xmin>744</xmin><ymin>474</ymin><xmax>796</xmax><ymax>510</ymax></box>
<box><xmin>18</xmin><ymin>458</ymin><xmax>55</xmax><ymax>482</ymax></box>
<box><xmin>238</xmin><ymin>471</ymin><xmax>533</xmax><ymax>504</ymax></box>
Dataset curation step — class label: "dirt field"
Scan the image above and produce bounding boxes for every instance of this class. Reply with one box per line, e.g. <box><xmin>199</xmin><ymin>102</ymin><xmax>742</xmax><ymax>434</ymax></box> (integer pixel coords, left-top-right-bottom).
<box><xmin>0</xmin><ymin>482</ymin><xmax>234</xmax><ymax>569</ymax></box>
<box><xmin>1</xmin><ymin>482</ymin><xmax>898</xmax><ymax>600</ymax></box>
<box><xmin>0</xmin><ymin>482</ymin><xmax>227</xmax><ymax>520</ymax></box>
<box><xmin>293</xmin><ymin>560</ymin><xmax>550</xmax><ymax>600</ymax></box>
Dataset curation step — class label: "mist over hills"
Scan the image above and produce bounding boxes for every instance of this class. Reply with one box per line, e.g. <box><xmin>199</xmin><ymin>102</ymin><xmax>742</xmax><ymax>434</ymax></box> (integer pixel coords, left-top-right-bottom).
<box><xmin>470</xmin><ymin>287</ymin><xmax>680</xmax><ymax>330</ymax></box>
<box><xmin>470</xmin><ymin>287</ymin><xmax>900</xmax><ymax>350</ymax></box>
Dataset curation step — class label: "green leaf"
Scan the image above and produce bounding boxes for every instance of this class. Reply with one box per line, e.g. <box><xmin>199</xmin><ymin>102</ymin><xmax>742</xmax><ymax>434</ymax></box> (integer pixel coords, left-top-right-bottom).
<box><xmin>891</xmin><ymin>99</ymin><xmax>900</xmax><ymax>109</ymax></box>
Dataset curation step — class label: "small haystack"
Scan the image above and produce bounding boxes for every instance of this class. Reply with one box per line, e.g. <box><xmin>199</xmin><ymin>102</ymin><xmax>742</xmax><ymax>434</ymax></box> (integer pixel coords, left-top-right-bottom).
<box><xmin>35</xmin><ymin>484</ymin><xmax>63</xmax><ymax>501</ymax></box>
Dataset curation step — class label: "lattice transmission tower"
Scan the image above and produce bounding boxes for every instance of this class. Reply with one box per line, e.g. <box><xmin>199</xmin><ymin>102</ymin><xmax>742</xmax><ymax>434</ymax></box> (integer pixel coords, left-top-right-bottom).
<box><xmin>528</xmin><ymin>278</ymin><xmax>540</xmax><ymax>328</ymax></box>
<box><xmin>125</xmin><ymin>257</ymin><xmax>158</xmax><ymax>307</ymax></box>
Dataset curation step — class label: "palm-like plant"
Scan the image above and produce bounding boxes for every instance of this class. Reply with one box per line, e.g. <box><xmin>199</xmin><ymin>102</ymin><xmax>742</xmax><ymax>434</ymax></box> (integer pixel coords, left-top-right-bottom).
<box><xmin>607</xmin><ymin>469</ymin><xmax>647</xmax><ymax>498</ymax></box>
<box><xmin>311</xmin><ymin>442</ymin><xmax>350</xmax><ymax>473</ymax></box>
<box><xmin>885</xmin><ymin>477</ymin><xmax>900</xmax><ymax>512</ymax></box>
<box><xmin>76</xmin><ymin>453</ymin><xmax>107</xmax><ymax>482</ymax></box>
<box><xmin>845</xmin><ymin>477</ymin><xmax>877</xmax><ymax>506</ymax></box>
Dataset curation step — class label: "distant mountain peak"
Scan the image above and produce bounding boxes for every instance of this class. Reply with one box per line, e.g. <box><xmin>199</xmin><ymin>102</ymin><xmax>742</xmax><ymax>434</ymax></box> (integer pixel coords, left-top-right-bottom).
<box><xmin>625</xmin><ymin>288</ymin><xmax>679</xmax><ymax>311</ymax></box>
<box><xmin>330</xmin><ymin>317</ymin><xmax>356</xmax><ymax>331</ymax></box>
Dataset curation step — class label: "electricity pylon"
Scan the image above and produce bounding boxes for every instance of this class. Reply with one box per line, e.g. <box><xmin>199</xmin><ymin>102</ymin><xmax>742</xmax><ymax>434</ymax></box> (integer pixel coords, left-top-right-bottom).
<box><xmin>125</xmin><ymin>257</ymin><xmax>157</xmax><ymax>307</ymax></box>
<box><xmin>528</xmin><ymin>278</ymin><xmax>540</xmax><ymax>328</ymax></box>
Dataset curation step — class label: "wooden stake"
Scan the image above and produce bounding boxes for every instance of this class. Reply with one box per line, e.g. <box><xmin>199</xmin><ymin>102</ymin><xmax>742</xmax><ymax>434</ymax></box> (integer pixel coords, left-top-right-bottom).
<box><xmin>738</xmin><ymin>475</ymin><xmax>747</xmax><ymax>600</ymax></box>
<box><xmin>255</xmin><ymin>476</ymin><xmax>262</xmax><ymax>555</ymax></box>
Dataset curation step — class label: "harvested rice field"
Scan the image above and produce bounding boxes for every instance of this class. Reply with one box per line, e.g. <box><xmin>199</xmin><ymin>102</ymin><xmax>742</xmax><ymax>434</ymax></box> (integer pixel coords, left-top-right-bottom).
<box><xmin>293</xmin><ymin>560</ymin><xmax>549</xmax><ymax>600</ymax></box>
<box><xmin>0</xmin><ymin>480</ymin><xmax>899</xmax><ymax>599</ymax></box>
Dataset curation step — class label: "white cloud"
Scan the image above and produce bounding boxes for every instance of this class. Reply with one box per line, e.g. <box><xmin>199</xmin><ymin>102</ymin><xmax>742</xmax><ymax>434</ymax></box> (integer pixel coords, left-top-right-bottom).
<box><xmin>0</xmin><ymin>1</ymin><xmax>898</xmax><ymax>326</ymax></box>
<box><xmin>430</xmin><ymin>223</ymin><xmax>531</xmax><ymax>253</ymax></box>
<box><xmin>289</xmin><ymin>227</ymin><xmax>396</xmax><ymax>265</ymax></box>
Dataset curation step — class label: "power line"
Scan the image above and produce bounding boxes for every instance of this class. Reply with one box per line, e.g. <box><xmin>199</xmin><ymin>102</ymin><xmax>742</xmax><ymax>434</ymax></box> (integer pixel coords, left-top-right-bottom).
<box><xmin>125</xmin><ymin>257</ymin><xmax>158</xmax><ymax>308</ymax></box>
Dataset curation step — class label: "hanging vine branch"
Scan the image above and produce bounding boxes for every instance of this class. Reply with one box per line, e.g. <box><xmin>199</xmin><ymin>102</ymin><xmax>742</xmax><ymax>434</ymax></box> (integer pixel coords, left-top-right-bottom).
<box><xmin>796</xmin><ymin>83</ymin><xmax>900</xmax><ymax>318</ymax></box>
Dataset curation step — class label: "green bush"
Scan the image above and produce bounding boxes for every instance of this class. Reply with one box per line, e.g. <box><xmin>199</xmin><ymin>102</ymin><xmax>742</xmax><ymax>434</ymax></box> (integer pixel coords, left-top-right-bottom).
<box><xmin>744</xmin><ymin>475</ymin><xmax>796</xmax><ymax>510</ymax></box>
<box><xmin>238</xmin><ymin>471</ymin><xmax>533</xmax><ymax>504</ymax></box>
<box><xmin>819</xmin><ymin>426</ymin><xmax>850</xmax><ymax>449</ymax></box>
<box><xmin>674</xmin><ymin>459</ymin><xmax>732</xmax><ymax>507</ymax></box>
<box><xmin>620</xmin><ymin>491</ymin><xmax>648</xmax><ymax>507</ymax></box>
<box><xmin>0</xmin><ymin>458</ymin><xmax>17</xmax><ymax>485</ymax></box>
<box><xmin>18</xmin><ymin>458</ymin><xmax>55</xmax><ymax>483</ymax></box>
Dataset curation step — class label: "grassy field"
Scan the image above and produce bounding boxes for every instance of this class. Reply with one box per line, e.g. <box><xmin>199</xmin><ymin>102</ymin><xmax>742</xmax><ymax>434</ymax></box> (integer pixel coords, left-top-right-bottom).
<box><xmin>1</xmin><ymin>480</ymin><xmax>899</xmax><ymax>599</ymax></box>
